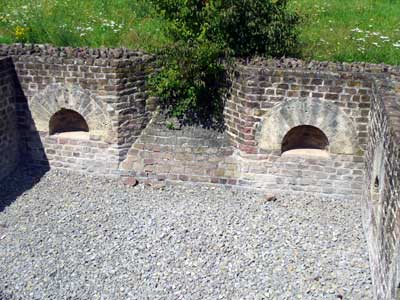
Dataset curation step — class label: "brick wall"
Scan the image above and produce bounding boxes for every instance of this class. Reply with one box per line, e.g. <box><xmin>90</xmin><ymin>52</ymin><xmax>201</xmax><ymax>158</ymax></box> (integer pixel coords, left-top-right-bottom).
<box><xmin>97</xmin><ymin>57</ymin><xmax>398</xmax><ymax>203</ymax></box>
<box><xmin>120</xmin><ymin>114</ymin><xmax>237</xmax><ymax>185</ymax></box>
<box><xmin>225</xmin><ymin>59</ymin><xmax>380</xmax><ymax>154</ymax></box>
<box><xmin>0</xmin><ymin>44</ymin><xmax>155</xmax><ymax>174</ymax></box>
<box><xmin>220</xmin><ymin>59</ymin><xmax>382</xmax><ymax>198</ymax></box>
<box><xmin>234</xmin><ymin>152</ymin><xmax>364</xmax><ymax>198</ymax></box>
<box><xmin>364</xmin><ymin>77</ymin><xmax>400</xmax><ymax>300</ymax></box>
<box><xmin>0</xmin><ymin>57</ymin><xmax>18</xmax><ymax>180</ymax></box>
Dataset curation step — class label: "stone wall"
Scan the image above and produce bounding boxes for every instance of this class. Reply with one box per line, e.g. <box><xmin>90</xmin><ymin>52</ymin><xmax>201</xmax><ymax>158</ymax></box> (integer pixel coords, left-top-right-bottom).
<box><xmin>120</xmin><ymin>59</ymin><xmax>391</xmax><ymax>198</ymax></box>
<box><xmin>120</xmin><ymin>114</ymin><xmax>237</xmax><ymax>185</ymax></box>
<box><xmin>120</xmin><ymin>115</ymin><xmax>365</xmax><ymax>199</ymax></box>
<box><xmin>220</xmin><ymin>59</ymin><xmax>379</xmax><ymax>198</ymax></box>
<box><xmin>0</xmin><ymin>57</ymin><xmax>19</xmax><ymax>180</ymax></box>
<box><xmin>0</xmin><ymin>44</ymin><xmax>155</xmax><ymax>174</ymax></box>
<box><xmin>224</xmin><ymin>59</ymin><xmax>396</xmax><ymax>155</ymax></box>
<box><xmin>364</xmin><ymin>77</ymin><xmax>400</xmax><ymax>300</ymax></box>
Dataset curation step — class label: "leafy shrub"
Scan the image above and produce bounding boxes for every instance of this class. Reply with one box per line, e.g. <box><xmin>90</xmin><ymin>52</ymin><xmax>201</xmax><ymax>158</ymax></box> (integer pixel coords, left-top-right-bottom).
<box><xmin>150</xmin><ymin>40</ymin><xmax>226</xmax><ymax>129</ymax></box>
<box><xmin>150</xmin><ymin>0</ymin><xmax>300</xmax><ymax>127</ymax></box>
<box><xmin>151</xmin><ymin>0</ymin><xmax>213</xmax><ymax>43</ymax></box>
<box><xmin>212</xmin><ymin>0</ymin><xmax>300</xmax><ymax>58</ymax></box>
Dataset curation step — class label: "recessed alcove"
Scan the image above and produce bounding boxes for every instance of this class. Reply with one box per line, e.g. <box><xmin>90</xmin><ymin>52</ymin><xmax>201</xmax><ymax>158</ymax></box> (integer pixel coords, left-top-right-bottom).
<box><xmin>370</xmin><ymin>176</ymin><xmax>381</xmax><ymax>204</ymax></box>
<box><xmin>373</xmin><ymin>177</ymin><xmax>380</xmax><ymax>193</ymax></box>
<box><xmin>370</xmin><ymin>143</ymin><xmax>385</xmax><ymax>204</ymax></box>
<box><xmin>49</xmin><ymin>108</ymin><xmax>89</xmax><ymax>139</ymax></box>
<box><xmin>281</xmin><ymin>125</ymin><xmax>329</xmax><ymax>157</ymax></box>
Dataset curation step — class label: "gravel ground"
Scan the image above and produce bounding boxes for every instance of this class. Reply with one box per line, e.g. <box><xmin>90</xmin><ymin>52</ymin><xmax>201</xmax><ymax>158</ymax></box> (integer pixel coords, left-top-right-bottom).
<box><xmin>0</xmin><ymin>169</ymin><xmax>372</xmax><ymax>300</ymax></box>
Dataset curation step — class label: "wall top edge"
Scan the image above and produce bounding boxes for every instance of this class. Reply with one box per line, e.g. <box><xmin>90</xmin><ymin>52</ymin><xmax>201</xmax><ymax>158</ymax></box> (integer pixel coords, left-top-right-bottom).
<box><xmin>234</xmin><ymin>57</ymin><xmax>400</xmax><ymax>76</ymax></box>
<box><xmin>0</xmin><ymin>43</ymin><xmax>154</xmax><ymax>60</ymax></box>
<box><xmin>1</xmin><ymin>43</ymin><xmax>400</xmax><ymax>75</ymax></box>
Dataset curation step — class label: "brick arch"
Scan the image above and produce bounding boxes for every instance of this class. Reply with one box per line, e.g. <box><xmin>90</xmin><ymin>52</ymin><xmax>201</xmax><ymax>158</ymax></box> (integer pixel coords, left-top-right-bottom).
<box><xmin>258</xmin><ymin>98</ymin><xmax>359</xmax><ymax>154</ymax></box>
<box><xmin>29</xmin><ymin>83</ymin><xmax>109</xmax><ymax>135</ymax></box>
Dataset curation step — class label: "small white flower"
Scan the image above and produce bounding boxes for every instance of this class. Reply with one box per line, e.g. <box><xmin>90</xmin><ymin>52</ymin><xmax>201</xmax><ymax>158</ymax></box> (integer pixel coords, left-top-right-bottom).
<box><xmin>393</xmin><ymin>43</ymin><xmax>400</xmax><ymax>48</ymax></box>
<box><xmin>351</xmin><ymin>27</ymin><xmax>363</xmax><ymax>33</ymax></box>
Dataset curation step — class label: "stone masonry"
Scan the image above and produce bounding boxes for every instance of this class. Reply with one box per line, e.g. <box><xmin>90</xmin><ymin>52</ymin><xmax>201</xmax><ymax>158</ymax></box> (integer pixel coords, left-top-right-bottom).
<box><xmin>0</xmin><ymin>44</ymin><xmax>156</xmax><ymax>174</ymax></box>
<box><xmin>120</xmin><ymin>113</ymin><xmax>236</xmax><ymax>185</ymax></box>
<box><xmin>0</xmin><ymin>44</ymin><xmax>399</xmax><ymax>299</ymax></box>
<box><xmin>364</xmin><ymin>77</ymin><xmax>400</xmax><ymax>300</ymax></box>
<box><xmin>0</xmin><ymin>57</ymin><xmax>18</xmax><ymax>181</ymax></box>
<box><xmin>222</xmin><ymin>60</ymin><xmax>373</xmax><ymax>197</ymax></box>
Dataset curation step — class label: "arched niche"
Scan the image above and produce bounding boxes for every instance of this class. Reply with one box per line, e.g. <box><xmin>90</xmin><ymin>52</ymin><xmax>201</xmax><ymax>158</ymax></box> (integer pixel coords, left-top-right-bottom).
<box><xmin>49</xmin><ymin>109</ymin><xmax>89</xmax><ymax>135</ymax></box>
<box><xmin>258</xmin><ymin>98</ymin><xmax>359</xmax><ymax>154</ymax></box>
<box><xmin>282</xmin><ymin>125</ymin><xmax>329</xmax><ymax>153</ymax></box>
<box><xmin>29</xmin><ymin>83</ymin><xmax>109</xmax><ymax>137</ymax></box>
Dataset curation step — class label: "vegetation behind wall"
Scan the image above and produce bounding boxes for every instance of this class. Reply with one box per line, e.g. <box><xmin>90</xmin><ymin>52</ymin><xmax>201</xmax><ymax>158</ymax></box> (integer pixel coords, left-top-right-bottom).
<box><xmin>0</xmin><ymin>0</ymin><xmax>168</xmax><ymax>51</ymax></box>
<box><xmin>290</xmin><ymin>0</ymin><xmax>400</xmax><ymax>65</ymax></box>
<box><xmin>1</xmin><ymin>0</ymin><xmax>399</xmax><ymax>65</ymax></box>
<box><xmin>149</xmin><ymin>0</ymin><xmax>299</xmax><ymax>128</ymax></box>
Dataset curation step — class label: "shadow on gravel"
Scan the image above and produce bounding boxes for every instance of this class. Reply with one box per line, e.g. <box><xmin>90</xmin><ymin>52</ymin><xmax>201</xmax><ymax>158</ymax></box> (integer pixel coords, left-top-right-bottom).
<box><xmin>0</xmin><ymin>61</ymin><xmax>50</xmax><ymax>213</ymax></box>
<box><xmin>0</xmin><ymin>167</ymin><xmax>48</xmax><ymax>213</ymax></box>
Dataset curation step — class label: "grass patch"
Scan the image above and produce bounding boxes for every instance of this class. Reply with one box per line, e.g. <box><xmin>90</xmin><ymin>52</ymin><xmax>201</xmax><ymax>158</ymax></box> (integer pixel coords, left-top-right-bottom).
<box><xmin>0</xmin><ymin>0</ymin><xmax>169</xmax><ymax>52</ymax></box>
<box><xmin>0</xmin><ymin>0</ymin><xmax>399</xmax><ymax>65</ymax></box>
<box><xmin>290</xmin><ymin>0</ymin><xmax>400</xmax><ymax>65</ymax></box>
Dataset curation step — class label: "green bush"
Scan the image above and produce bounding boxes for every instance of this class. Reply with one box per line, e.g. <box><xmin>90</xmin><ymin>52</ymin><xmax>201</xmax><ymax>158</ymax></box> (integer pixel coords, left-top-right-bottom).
<box><xmin>150</xmin><ymin>0</ymin><xmax>299</xmax><ymax>127</ymax></box>
<box><xmin>212</xmin><ymin>0</ymin><xmax>300</xmax><ymax>58</ymax></box>
<box><xmin>150</xmin><ymin>41</ymin><xmax>226</xmax><ymax>129</ymax></box>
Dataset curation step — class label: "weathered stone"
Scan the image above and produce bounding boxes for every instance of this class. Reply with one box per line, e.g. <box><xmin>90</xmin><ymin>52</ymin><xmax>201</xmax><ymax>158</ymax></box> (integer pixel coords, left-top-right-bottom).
<box><xmin>257</xmin><ymin>98</ymin><xmax>358</xmax><ymax>154</ymax></box>
<box><xmin>121</xmin><ymin>176</ymin><xmax>138</xmax><ymax>187</ymax></box>
<box><xmin>262</xmin><ymin>194</ymin><xmax>278</xmax><ymax>203</ymax></box>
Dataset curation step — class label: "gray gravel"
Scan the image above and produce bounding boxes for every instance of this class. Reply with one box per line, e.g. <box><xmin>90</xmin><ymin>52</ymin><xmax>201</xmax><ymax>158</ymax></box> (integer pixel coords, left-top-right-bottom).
<box><xmin>0</xmin><ymin>169</ymin><xmax>372</xmax><ymax>300</ymax></box>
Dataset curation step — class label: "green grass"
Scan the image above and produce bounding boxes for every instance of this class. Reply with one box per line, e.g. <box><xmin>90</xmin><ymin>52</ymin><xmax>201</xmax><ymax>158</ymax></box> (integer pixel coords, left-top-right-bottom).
<box><xmin>0</xmin><ymin>0</ymin><xmax>169</xmax><ymax>52</ymax></box>
<box><xmin>0</xmin><ymin>0</ymin><xmax>400</xmax><ymax>65</ymax></box>
<box><xmin>290</xmin><ymin>0</ymin><xmax>400</xmax><ymax>65</ymax></box>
